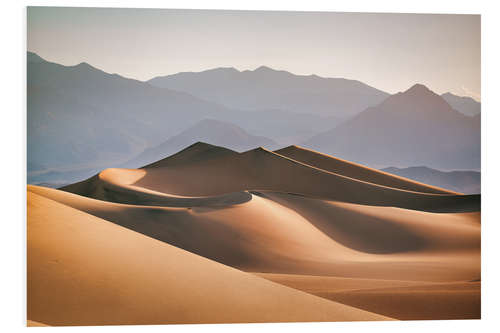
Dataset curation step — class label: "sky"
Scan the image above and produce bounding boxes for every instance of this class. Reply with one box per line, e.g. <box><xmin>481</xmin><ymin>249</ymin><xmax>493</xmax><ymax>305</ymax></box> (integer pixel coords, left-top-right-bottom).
<box><xmin>27</xmin><ymin>7</ymin><xmax>481</xmax><ymax>100</ymax></box>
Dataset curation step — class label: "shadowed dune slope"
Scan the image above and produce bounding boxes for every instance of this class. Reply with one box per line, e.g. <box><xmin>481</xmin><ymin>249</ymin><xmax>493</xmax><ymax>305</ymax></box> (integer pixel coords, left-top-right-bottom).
<box><xmin>274</xmin><ymin>145</ymin><xmax>455</xmax><ymax>194</ymax></box>
<box><xmin>260</xmin><ymin>191</ymin><xmax>480</xmax><ymax>255</ymax></box>
<box><xmin>30</xmin><ymin>185</ymin><xmax>480</xmax><ymax>282</ymax></box>
<box><xmin>64</xmin><ymin>143</ymin><xmax>479</xmax><ymax>212</ymax></box>
<box><xmin>27</xmin><ymin>190</ymin><xmax>391</xmax><ymax>326</ymax></box>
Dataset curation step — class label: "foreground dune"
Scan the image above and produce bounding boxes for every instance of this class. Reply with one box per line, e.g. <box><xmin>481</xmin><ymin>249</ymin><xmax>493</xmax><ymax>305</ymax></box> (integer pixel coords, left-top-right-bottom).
<box><xmin>29</xmin><ymin>185</ymin><xmax>480</xmax><ymax>282</ymax></box>
<box><xmin>27</xmin><ymin>191</ymin><xmax>390</xmax><ymax>326</ymax></box>
<box><xmin>30</xmin><ymin>142</ymin><xmax>480</xmax><ymax>324</ymax></box>
<box><xmin>256</xmin><ymin>274</ymin><xmax>480</xmax><ymax>320</ymax></box>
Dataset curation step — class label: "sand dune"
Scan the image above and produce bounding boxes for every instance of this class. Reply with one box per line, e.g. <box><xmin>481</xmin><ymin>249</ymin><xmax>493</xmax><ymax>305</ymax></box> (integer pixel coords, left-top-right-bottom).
<box><xmin>257</xmin><ymin>274</ymin><xmax>480</xmax><ymax>320</ymax></box>
<box><xmin>261</xmin><ymin>192</ymin><xmax>480</xmax><ymax>255</ymax></box>
<box><xmin>64</xmin><ymin>143</ymin><xmax>480</xmax><ymax>212</ymax></box>
<box><xmin>28</xmin><ymin>190</ymin><xmax>390</xmax><ymax>326</ymax></box>
<box><xmin>319</xmin><ymin>281</ymin><xmax>480</xmax><ymax>320</ymax></box>
<box><xmin>31</xmin><ymin>142</ymin><xmax>480</xmax><ymax>324</ymax></box>
<box><xmin>30</xmin><ymin>185</ymin><xmax>480</xmax><ymax>282</ymax></box>
<box><xmin>274</xmin><ymin>145</ymin><xmax>455</xmax><ymax>194</ymax></box>
<box><xmin>142</xmin><ymin>140</ymin><xmax>240</xmax><ymax>168</ymax></box>
<box><xmin>30</xmin><ymin>185</ymin><xmax>363</xmax><ymax>274</ymax></box>
<box><xmin>63</xmin><ymin>168</ymin><xmax>252</xmax><ymax>207</ymax></box>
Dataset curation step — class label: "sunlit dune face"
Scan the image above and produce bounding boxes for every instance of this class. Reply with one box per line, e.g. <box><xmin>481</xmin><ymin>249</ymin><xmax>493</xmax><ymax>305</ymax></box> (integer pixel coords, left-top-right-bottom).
<box><xmin>99</xmin><ymin>168</ymin><xmax>146</xmax><ymax>185</ymax></box>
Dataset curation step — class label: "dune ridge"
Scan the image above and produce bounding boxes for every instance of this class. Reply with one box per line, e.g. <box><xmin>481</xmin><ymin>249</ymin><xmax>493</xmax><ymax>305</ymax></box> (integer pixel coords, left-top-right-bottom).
<box><xmin>142</xmin><ymin>141</ymin><xmax>239</xmax><ymax>168</ymax></box>
<box><xmin>274</xmin><ymin>145</ymin><xmax>456</xmax><ymax>194</ymax></box>
<box><xmin>64</xmin><ymin>143</ymin><xmax>479</xmax><ymax>212</ymax></box>
<box><xmin>62</xmin><ymin>167</ymin><xmax>252</xmax><ymax>207</ymax></box>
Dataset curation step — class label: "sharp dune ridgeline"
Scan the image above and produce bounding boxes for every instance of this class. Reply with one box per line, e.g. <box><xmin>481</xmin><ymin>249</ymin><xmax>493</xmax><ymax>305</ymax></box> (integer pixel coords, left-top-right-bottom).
<box><xmin>27</xmin><ymin>143</ymin><xmax>481</xmax><ymax>325</ymax></box>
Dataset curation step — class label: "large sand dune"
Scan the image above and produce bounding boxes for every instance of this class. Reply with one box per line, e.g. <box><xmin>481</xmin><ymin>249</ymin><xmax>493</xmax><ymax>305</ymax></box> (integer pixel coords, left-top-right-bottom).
<box><xmin>29</xmin><ymin>143</ymin><xmax>480</xmax><ymax>325</ymax></box>
<box><xmin>30</xmin><ymin>185</ymin><xmax>480</xmax><ymax>281</ymax></box>
<box><xmin>28</xmin><ymin>190</ymin><xmax>390</xmax><ymax>326</ymax></box>
<box><xmin>63</xmin><ymin>142</ymin><xmax>480</xmax><ymax>212</ymax></box>
<box><xmin>274</xmin><ymin>145</ymin><xmax>456</xmax><ymax>194</ymax></box>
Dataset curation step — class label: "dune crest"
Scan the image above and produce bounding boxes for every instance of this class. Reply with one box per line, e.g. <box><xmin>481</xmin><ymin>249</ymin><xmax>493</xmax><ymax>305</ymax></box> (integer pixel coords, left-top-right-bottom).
<box><xmin>142</xmin><ymin>141</ymin><xmax>239</xmax><ymax>168</ymax></box>
<box><xmin>62</xmin><ymin>167</ymin><xmax>252</xmax><ymax>207</ymax></box>
<box><xmin>274</xmin><ymin>145</ymin><xmax>456</xmax><ymax>194</ymax></box>
<box><xmin>64</xmin><ymin>142</ymin><xmax>480</xmax><ymax>212</ymax></box>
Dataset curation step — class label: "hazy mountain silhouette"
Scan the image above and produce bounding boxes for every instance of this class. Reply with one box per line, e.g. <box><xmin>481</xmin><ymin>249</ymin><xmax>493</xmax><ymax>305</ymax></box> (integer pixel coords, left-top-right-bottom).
<box><xmin>222</xmin><ymin>108</ymin><xmax>339</xmax><ymax>146</ymax></box>
<box><xmin>123</xmin><ymin>119</ymin><xmax>278</xmax><ymax>168</ymax></box>
<box><xmin>441</xmin><ymin>92</ymin><xmax>481</xmax><ymax>117</ymax></box>
<box><xmin>28</xmin><ymin>52</ymin><xmax>343</xmax><ymax>183</ymax></box>
<box><xmin>27</xmin><ymin>51</ymin><xmax>234</xmax><ymax>173</ymax></box>
<box><xmin>27</xmin><ymin>52</ymin><xmax>480</xmax><ymax>185</ymax></box>
<box><xmin>148</xmin><ymin>66</ymin><xmax>389</xmax><ymax>119</ymax></box>
<box><xmin>303</xmin><ymin>84</ymin><xmax>480</xmax><ymax>170</ymax></box>
<box><xmin>27</xmin><ymin>51</ymin><xmax>47</xmax><ymax>63</ymax></box>
<box><xmin>381</xmin><ymin>166</ymin><xmax>480</xmax><ymax>194</ymax></box>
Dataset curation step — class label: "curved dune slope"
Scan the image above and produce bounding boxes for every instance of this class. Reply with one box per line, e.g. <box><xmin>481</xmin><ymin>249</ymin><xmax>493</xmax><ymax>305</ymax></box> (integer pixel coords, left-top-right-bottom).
<box><xmin>62</xmin><ymin>168</ymin><xmax>252</xmax><ymax>207</ymax></box>
<box><xmin>274</xmin><ymin>145</ymin><xmax>456</xmax><ymax>194</ymax></box>
<box><xmin>30</xmin><ymin>185</ymin><xmax>480</xmax><ymax>282</ymax></box>
<box><xmin>27</xmin><ymin>190</ymin><xmax>391</xmax><ymax>326</ymax></box>
<box><xmin>260</xmin><ymin>192</ymin><xmax>480</xmax><ymax>254</ymax></box>
<box><xmin>63</xmin><ymin>143</ymin><xmax>479</xmax><ymax>212</ymax></box>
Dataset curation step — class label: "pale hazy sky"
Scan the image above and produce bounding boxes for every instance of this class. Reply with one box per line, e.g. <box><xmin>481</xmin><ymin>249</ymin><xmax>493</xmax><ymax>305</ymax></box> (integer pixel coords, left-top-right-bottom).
<box><xmin>27</xmin><ymin>7</ymin><xmax>481</xmax><ymax>100</ymax></box>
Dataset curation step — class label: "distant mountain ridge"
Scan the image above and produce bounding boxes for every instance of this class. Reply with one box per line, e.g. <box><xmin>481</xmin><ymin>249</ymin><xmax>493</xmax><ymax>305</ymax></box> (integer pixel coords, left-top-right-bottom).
<box><xmin>148</xmin><ymin>66</ymin><xmax>389</xmax><ymax>119</ymax></box>
<box><xmin>381</xmin><ymin>166</ymin><xmax>480</xmax><ymax>194</ymax></box>
<box><xmin>303</xmin><ymin>84</ymin><xmax>480</xmax><ymax>170</ymax></box>
<box><xmin>441</xmin><ymin>92</ymin><xmax>481</xmax><ymax>117</ymax></box>
<box><xmin>28</xmin><ymin>51</ymin><xmax>237</xmax><ymax>173</ymax></box>
<box><xmin>123</xmin><ymin>119</ymin><xmax>279</xmax><ymax>168</ymax></box>
<box><xmin>27</xmin><ymin>52</ymin><xmax>344</xmax><ymax>185</ymax></box>
<box><xmin>27</xmin><ymin>52</ymin><xmax>480</xmax><ymax>186</ymax></box>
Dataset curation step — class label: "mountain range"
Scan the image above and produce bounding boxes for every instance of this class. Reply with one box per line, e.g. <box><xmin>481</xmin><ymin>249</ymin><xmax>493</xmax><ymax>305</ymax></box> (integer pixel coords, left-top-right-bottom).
<box><xmin>27</xmin><ymin>52</ymin><xmax>346</xmax><ymax>181</ymax></box>
<box><xmin>381</xmin><ymin>166</ymin><xmax>480</xmax><ymax>194</ymax></box>
<box><xmin>441</xmin><ymin>92</ymin><xmax>481</xmax><ymax>117</ymax></box>
<box><xmin>123</xmin><ymin>119</ymin><xmax>279</xmax><ymax>168</ymax></box>
<box><xmin>28</xmin><ymin>52</ymin><xmax>232</xmax><ymax>171</ymax></box>
<box><xmin>148</xmin><ymin>66</ymin><xmax>389</xmax><ymax>119</ymax></box>
<box><xmin>27</xmin><ymin>51</ymin><xmax>481</xmax><ymax>185</ymax></box>
<box><xmin>303</xmin><ymin>84</ymin><xmax>480</xmax><ymax>170</ymax></box>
